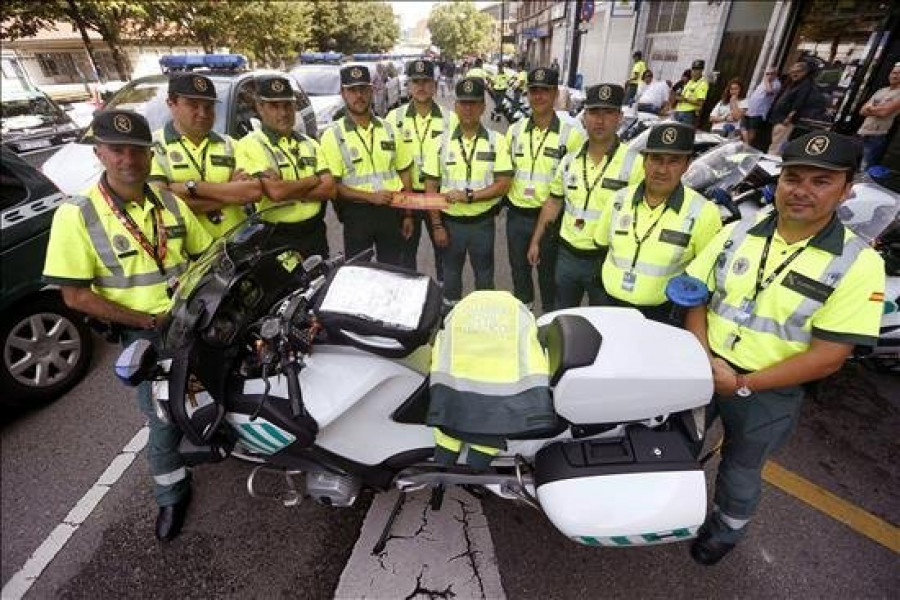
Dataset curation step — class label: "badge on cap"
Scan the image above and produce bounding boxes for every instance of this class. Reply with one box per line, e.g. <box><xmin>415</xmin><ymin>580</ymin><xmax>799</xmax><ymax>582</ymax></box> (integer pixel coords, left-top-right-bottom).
<box><xmin>351</xmin><ymin>67</ymin><xmax>362</xmax><ymax>79</ymax></box>
<box><xmin>805</xmin><ymin>135</ymin><xmax>829</xmax><ymax>156</ymax></box>
<box><xmin>113</xmin><ymin>114</ymin><xmax>132</xmax><ymax>133</ymax></box>
<box><xmin>415</xmin><ymin>61</ymin><xmax>425</xmax><ymax>73</ymax></box>
<box><xmin>598</xmin><ymin>85</ymin><xmax>611</xmax><ymax>100</ymax></box>
<box><xmin>662</xmin><ymin>127</ymin><xmax>678</xmax><ymax>145</ymax></box>
<box><xmin>535</xmin><ymin>69</ymin><xmax>546</xmax><ymax>82</ymax></box>
<box><xmin>193</xmin><ymin>76</ymin><xmax>208</xmax><ymax>92</ymax></box>
<box><xmin>271</xmin><ymin>79</ymin><xmax>285</xmax><ymax>93</ymax></box>
<box><xmin>463</xmin><ymin>80</ymin><xmax>474</xmax><ymax>93</ymax></box>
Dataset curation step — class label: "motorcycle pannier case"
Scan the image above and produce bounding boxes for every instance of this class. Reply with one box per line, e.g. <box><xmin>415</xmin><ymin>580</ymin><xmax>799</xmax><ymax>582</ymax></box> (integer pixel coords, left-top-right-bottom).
<box><xmin>315</xmin><ymin>263</ymin><xmax>442</xmax><ymax>358</ymax></box>
<box><xmin>534</xmin><ymin>426</ymin><xmax>706</xmax><ymax>546</ymax></box>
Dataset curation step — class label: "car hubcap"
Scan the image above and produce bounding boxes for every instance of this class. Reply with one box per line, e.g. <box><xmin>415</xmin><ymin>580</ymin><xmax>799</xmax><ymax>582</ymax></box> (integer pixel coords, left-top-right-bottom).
<box><xmin>4</xmin><ymin>312</ymin><xmax>82</xmax><ymax>388</ymax></box>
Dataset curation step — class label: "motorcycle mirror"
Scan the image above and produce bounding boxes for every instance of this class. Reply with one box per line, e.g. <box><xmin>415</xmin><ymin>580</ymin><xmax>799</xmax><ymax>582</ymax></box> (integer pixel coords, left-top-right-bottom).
<box><xmin>666</xmin><ymin>275</ymin><xmax>709</xmax><ymax>308</ymax></box>
<box><xmin>115</xmin><ymin>338</ymin><xmax>159</xmax><ymax>387</ymax></box>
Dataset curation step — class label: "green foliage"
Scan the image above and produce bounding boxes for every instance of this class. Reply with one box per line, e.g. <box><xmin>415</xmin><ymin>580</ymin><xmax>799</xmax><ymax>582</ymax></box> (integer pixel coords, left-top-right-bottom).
<box><xmin>306</xmin><ymin>1</ymin><xmax>400</xmax><ymax>54</ymax></box>
<box><xmin>427</xmin><ymin>2</ymin><xmax>495</xmax><ymax>60</ymax></box>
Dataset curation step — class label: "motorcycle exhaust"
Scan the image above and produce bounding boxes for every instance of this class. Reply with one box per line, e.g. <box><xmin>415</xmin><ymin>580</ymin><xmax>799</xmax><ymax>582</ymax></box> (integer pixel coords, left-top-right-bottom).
<box><xmin>246</xmin><ymin>465</ymin><xmax>305</xmax><ymax>507</ymax></box>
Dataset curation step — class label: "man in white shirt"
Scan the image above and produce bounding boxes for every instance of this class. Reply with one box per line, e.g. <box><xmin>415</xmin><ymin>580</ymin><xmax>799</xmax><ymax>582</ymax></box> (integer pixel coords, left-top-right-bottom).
<box><xmin>742</xmin><ymin>67</ymin><xmax>781</xmax><ymax>148</ymax></box>
<box><xmin>635</xmin><ymin>70</ymin><xmax>670</xmax><ymax>115</ymax></box>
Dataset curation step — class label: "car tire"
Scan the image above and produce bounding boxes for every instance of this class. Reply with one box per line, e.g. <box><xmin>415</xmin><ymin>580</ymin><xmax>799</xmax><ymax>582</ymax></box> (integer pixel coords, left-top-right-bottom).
<box><xmin>0</xmin><ymin>293</ymin><xmax>94</xmax><ymax>410</ymax></box>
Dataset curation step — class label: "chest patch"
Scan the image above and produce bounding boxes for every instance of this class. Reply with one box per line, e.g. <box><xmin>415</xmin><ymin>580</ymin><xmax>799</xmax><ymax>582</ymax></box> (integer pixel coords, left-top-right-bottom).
<box><xmin>210</xmin><ymin>155</ymin><xmax>235</xmax><ymax>168</ymax></box>
<box><xmin>168</xmin><ymin>151</ymin><xmax>184</xmax><ymax>163</ymax></box>
<box><xmin>475</xmin><ymin>151</ymin><xmax>496</xmax><ymax>161</ymax></box>
<box><xmin>381</xmin><ymin>140</ymin><xmax>395</xmax><ymax>151</ymax></box>
<box><xmin>112</xmin><ymin>234</ymin><xmax>131</xmax><ymax>253</ymax></box>
<box><xmin>732</xmin><ymin>256</ymin><xmax>751</xmax><ymax>276</ymax></box>
<box><xmin>165</xmin><ymin>224</ymin><xmax>186</xmax><ymax>238</ymax></box>
<box><xmin>543</xmin><ymin>147</ymin><xmax>563</xmax><ymax>159</ymax></box>
<box><xmin>618</xmin><ymin>214</ymin><xmax>632</xmax><ymax>229</ymax></box>
<box><xmin>658</xmin><ymin>229</ymin><xmax>690</xmax><ymax>247</ymax></box>
<box><xmin>602</xmin><ymin>178</ymin><xmax>627</xmax><ymax>190</ymax></box>
<box><xmin>781</xmin><ymin>270</ymin><xmax>835</xmax><ymax>303</ymax></box>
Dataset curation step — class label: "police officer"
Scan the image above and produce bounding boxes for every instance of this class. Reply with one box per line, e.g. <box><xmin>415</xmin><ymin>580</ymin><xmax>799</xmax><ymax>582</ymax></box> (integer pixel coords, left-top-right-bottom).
<box><xmin>673</xmin><ymin>59</ymin><xmax>709</xmax><ymax>125</ymax></box>
<box><xmin>149</xmin><ymin>72</ymin><xmax>261</xmax><ymax>238</ymax></box>
<box><xmin>683</xmin><ymin>131</ymin><xmax>885</xmax><ymax>565</ymax></box>
<box><xmin>527</xmin><ymin>84</ymin><xmax>644</xmax><ymax>308</ymax></box>
<box><xmin>387</xmin><ymin>59</ymin><xmax>458</xmax><ymax>272</ymax></box>
<box><xmin>593</xmin><ymin>122</ymin><xmax>721</xmax><ymax>323</ymax></box>
<box><xmin>506</xmin><ymin>67</ymin><xmax>586</xmax><ymax>311</ymax></box>
<box><xmin>422</xmin><ymin>77</ymin><xmax>513</xmax><ymax>304</ymax></box>
<box><xmin>624</xmin><ymin>51</ymin><xmax>648</xmax><ymax>106</ymax></box>
<box><xmin>320</xmin><ymin>65</ymin><xmax>413</xmax><ymax>265</ymax></box>
<box><xmin>42</xmin><ymin>110</ymin><xmax>213</xmax><ymax>541</ymax></box>
<box><xmin>236</xmin><ymin>75</ymin><xmax>335</xmax><ymax>258</ymax></box>
<box><xmin>465</xmin><ymin>57</ymin><xmax>491</xmax><ymax>85</ymax></box>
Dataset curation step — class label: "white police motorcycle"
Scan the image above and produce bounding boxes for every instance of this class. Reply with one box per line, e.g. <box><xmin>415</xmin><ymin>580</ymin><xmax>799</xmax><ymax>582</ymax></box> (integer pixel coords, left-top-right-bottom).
<box><xmin>117</xmin><ymin>206</ymin><xmax>714</xmax><ymax>548</ymax></box>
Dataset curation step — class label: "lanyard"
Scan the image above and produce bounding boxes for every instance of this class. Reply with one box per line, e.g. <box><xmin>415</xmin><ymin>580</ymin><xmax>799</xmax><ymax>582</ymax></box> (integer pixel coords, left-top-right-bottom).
<box><xmin>528</xmin><ymin>125</ymin><xmax>552</xmax><ymax>177</ymax></box>
<box><xmin>280</xmin><ymin>138</ymin><xmax>304</xmax><ymax>180</ymax></box>
<box><xmin>412</xmin><ymin>113</ymin><xmax>433</xmax><ymax>154</ymax></box>
<box><xmin>629</xmin><ymin>197</ymin><xmax>668</xmax><ymax>270</ymax></box>
<box><xmin>750</xmin><ymin>234</ymin><xmax>806</xmax><ymax>301</ymax></box>
<box><xmin>98</xmin><ymin>179</ymin><xmax>167</xmax><ymax>276</ymax></box>
<box><xmin>354</xmin><ymin>124</ymin><xmax>377</xmax><ymax>172</ymax></box>
<box><xmin>580</xmin><ymin>140</ymin><xmax>620</xmax><ymax>212</ymax></box>
<box><xmin>457</xmin><ymin>135</ymin><xmax>478</xmax><ymax>185</ymax></box>
<box><xmin>177</xmin><ymin>138</ymin><xmax>209</xmax><ymax>180</ymax></box>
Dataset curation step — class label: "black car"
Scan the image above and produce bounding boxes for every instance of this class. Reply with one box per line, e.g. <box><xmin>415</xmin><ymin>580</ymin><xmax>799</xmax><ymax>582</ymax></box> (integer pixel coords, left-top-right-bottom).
<box><xmin>1</xmin><ymin>87</ymin><xmax>83</xmax><ymax>167</ymax></box>
<box><xmin>0</xmin><ymin>146</ymin><xmax>93</xmax><ymax>409</ymax></box>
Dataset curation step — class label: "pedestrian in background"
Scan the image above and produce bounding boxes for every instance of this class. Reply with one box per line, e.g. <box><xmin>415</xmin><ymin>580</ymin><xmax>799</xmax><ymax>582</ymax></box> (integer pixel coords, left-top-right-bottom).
<box><xmin>742</xmin><ymin>67</ymin><xmax>781</xmax><ymax>149</ymax></box>
<box><xmin>709</xmin><ymin>78</ymin><xmax>747</xmax><ymax>138</ymax></box>
<box><xmin>857</xmin><ymin>62</ymin><xmax>900</xmax><ymax>170</ymax></box>
<box><xmin>673</xmin><ymin>60</ymin><xmax>708</xmax><ymax>125</ymax></box>
<box><xmin>624</xmin><ymin>51</ymin><xmax>648</xmax><ymax>106</ymax></box>
<box><xmin>635</xmin><ymin>70</ymin><xmax>671</xmax><ymax>115</ymax></box>
<box><xmin>767</xmin><ymin>61</ymin><xmax>825</xmax><ymax>155</ymax></box>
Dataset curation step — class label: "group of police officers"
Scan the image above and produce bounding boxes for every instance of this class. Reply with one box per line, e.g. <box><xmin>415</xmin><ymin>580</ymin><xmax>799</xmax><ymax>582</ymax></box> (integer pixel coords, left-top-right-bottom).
<box><xmin>42</xmin><ymin>57</ymin><xmax>884</xmax><ymax>567</ymax></box>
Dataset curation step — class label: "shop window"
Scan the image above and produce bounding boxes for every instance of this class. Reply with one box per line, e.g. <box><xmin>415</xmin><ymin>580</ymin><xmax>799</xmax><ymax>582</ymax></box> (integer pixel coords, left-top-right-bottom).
<box><xmin>36</xmin><ymin>53</ymin><xmax>60</xmax><ymax>77</ymax></box>
<box><xmin>646</xmin><ymin>1</ymin><xmax>688</xmax><ymax>34</ymax></box>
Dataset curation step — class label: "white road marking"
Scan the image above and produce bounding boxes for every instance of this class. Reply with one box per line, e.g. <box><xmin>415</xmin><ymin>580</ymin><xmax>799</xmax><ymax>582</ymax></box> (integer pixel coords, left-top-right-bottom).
<box><xmin>335</xmin><ymin>488</ymin><xmax>505</xmax><ymax>600</ymax></box>
<box><xmin>1</xmin><ymin>426</ymin><xmax>149</xmax><ymax>600</ymax></box>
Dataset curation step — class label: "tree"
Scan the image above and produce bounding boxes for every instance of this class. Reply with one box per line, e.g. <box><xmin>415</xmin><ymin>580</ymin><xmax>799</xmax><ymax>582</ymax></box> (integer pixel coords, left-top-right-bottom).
<box><xmin>305</xmin><ymin>1</ymin><xmax>400</xmax><ymax>54</ymax></box>
<box><xmin>427</xmin><ymin>2</ymin><xmax>495</xmax><ymax>60</ymax></box>
<box><xmin>1</xmin><ymin>0</ymin><xmax>151</xmax><ymax>81</ymax></box>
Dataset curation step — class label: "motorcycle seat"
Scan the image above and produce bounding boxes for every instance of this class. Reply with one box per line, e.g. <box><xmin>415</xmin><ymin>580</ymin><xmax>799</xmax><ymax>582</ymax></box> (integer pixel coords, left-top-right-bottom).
<box><xmin>539</xmin><ymin>314</ymin><xmax>603</xmax><ymax>387</ymax></box>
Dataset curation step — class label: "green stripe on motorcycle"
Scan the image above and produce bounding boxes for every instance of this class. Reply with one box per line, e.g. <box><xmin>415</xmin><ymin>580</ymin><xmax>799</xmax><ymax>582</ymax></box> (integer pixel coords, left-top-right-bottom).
<box><xmin>610</xmin><ymin>536</ymin><xmax>631</xmax><ymax>546</ymax></box>
<box><xmin>240</xmin><ymin>424</ymin><xmax>280</xmax><ymax>452</ymax></box>
<box><xmin>579</xmin><ymin>536</ymin><xmax>603</xmax><ymax>546</ymax></box>
<box><xmin>260</xmin><ymin>422</ymin><xmax>294</xmax><ymax>446</ymax></box>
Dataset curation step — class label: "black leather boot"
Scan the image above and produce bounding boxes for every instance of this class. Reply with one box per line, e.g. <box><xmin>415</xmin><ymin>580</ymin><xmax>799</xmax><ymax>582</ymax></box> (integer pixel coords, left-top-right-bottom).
<box><xmin>155</xmin><ymin>492</ymin><xmax>191</xmax><ymax>542</ymax></box>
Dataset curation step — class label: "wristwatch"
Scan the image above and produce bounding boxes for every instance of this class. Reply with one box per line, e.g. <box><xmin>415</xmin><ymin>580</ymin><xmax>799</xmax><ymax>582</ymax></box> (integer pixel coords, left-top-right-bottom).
<box><xmin>735</xmin><ymin>374</ymin><xmax>753</xmax><ymax>398</ymax></box>
<box><xmin>465</xmin><ymin>188</ymin><xmax>474</xmax><ymax>203</ymax></box>
<box><xmin>185</xmin><ymin>179</ymin><xmax>198</xmax><ymax>198</ymax></box>
<box><xmin>147</xmin><ymin>314</ymin><xmax>157</xmax><ymax>330</ymax></box>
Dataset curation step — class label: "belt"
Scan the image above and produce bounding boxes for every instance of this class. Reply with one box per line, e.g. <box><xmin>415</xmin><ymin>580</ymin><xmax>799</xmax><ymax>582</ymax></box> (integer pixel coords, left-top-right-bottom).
<box><xmin>559</xmin><ymin>237</ymin><xmax>605</xmax><ymax>259</ymax></box>
<box><xmin>443</xmin><ymin>203</ymin><xmax>501</xmax><ymax>224</ymax></box>
<box><xmin>504</xmin><ymin>198</ymin><xmax>541</xmax><ymax>216</ymax></box>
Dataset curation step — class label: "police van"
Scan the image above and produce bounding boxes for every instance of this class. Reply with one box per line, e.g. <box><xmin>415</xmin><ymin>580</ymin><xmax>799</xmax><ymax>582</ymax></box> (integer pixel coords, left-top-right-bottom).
<box><xmin>41</xmin><ymin>54</ymin><xmax>316</xmax><ymax>195</ymax></box>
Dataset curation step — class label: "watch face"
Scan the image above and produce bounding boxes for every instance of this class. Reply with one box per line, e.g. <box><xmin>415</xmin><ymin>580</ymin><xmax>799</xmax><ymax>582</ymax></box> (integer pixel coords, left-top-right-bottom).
<box><xmin>736</xmin><ymin>386</ymin><xmax>752</xmax><ymax>398</ymax></box>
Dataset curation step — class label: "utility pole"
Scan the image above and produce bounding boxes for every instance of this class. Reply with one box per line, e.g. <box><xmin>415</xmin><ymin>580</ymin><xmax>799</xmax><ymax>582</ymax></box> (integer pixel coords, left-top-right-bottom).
<box><xmin>567</xmin><ymin>0</ymin><xmax>584</xmax><ymax>88</ymax></box>
<box><xmin>499</xmin><ymin>0</ymin><xmax>505</xmax><ymax>64</ymax></box>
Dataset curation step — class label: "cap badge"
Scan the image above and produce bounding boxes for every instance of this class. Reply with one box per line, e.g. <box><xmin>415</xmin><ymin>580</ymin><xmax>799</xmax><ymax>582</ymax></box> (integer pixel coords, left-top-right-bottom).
<box><xmin>271</xmin><ymin>79</ymin><xmax>285</xmax><ymax>93</ymax></box>
<box><xmin>113</xmin><ymin>114</ymin><xmax>132</xmax><ymax>133</ymax></box>
<box><xmin>463</xmin><ymin>80</ymin><xmax>474</xmax><ymax>93</ymax></box>
<box><xmin>535</xmin><ymin>69</ymin><xmax>546</xmax><ymax>82</ymax></box>
<box><xmin>415</xmin><ymin>61</ymin><xmax>425</xmax><ymax>73</ymax></box>
<box><xmin>351</xmin><ymin>67</ymin><xmax>362</xmax><ymax>79</ymax></box>
<box><xmin>805</xmin><ymin>135</ymin><xmax>829</xmax><ymax>156</ymax></box>
<box><xmin>193</xmin><ymin>77</ymin><xmax>208</xmax><ymax>92</ymax></box>
<box><xmin>662</xmin><ymin>127</ymin><xmax>678</xmax><ymax>145</ymax></box>
<box><xmin>598</xmin><ymin>86</ymin><xmax>611</xmax><ymax>100</ymax></box>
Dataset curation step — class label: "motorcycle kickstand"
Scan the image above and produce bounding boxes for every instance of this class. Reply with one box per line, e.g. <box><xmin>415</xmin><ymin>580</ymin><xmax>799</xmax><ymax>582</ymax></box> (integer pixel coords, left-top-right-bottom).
<box><xmin>372</xmin><ymin>492</ymin><xmax>406</xmax><ymax>555</ymax></box>
<box><xmin>429</xmin><ymin>484</ymin><xmax>445</xmax><ymax>511</ymax></box>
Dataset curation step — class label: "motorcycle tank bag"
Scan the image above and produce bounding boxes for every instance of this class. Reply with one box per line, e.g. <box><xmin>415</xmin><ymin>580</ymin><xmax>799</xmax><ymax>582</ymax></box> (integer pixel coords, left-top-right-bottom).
<box><xmin>315</xmin><ymin>263</ymin><xmax>442</xmax><ymax>358</ymax></box>
<box><xmin>534</xmin><ymin>426</ymin><xmax>706</xmax><ymax>546</ymax></box>
<box><xmin>537</xmin><ymin>307</ymin><xmax>712</xmax><ymax>424</ymax></box>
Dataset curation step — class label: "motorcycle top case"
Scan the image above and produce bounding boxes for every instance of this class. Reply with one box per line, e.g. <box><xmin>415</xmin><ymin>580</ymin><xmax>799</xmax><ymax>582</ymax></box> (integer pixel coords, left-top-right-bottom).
<box><xmin>534</xmin><ymin>426</ymin><xmax>706</xmax><ymax>546</ymax></box>
<box><xmin>538</xmin><ymin>307</ymin><xmax>713</xmax><ymax>424</ymax></box>
<box><xmin>315</xmin><ymin>262</ymin><xmax>442</xmax><ymax>358</ymax></box>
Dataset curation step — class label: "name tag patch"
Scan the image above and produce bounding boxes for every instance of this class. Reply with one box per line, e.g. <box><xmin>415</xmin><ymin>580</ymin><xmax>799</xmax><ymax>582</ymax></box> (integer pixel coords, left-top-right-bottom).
<box><xmin>476</xmin><ymin>151</ymin><xmax>496</xmax><ymax>161</ymax></box>
<box><xmin>210</xmin><ymin>155</ymin><xmax>235</xmax><ymax>168</ymax></box>
<box><xmin>602</xmin><ymin>178</ymin><xmax>627</xmax><ymax>190</ymax></box>
<box><xmin>781</xmin><ymin>271</ymin><xmax>834</xmax><ymax>303</ymax></box>
<box><xmin>381</xmin><ymin>140</ymin><xmax>396</xmax><ymax>151</ymax></box>
<box><xmin>165</xmin><ymin>224</ymin><xmax>187</xmax><ymax>238</ymax></box>
<box><xmin>543</xmin><ymin>147</ymin><xmax>563</xmax><ymax>159</ymax></box>
<box><xmin>658</xmin><ymin>229</ymin><xmax>691</xmax><ymax>247</ymax></box>
<box><xmin>297</xmin><ymin>156</ymin><xmax>316</xmax><ymax>168</ymax></box>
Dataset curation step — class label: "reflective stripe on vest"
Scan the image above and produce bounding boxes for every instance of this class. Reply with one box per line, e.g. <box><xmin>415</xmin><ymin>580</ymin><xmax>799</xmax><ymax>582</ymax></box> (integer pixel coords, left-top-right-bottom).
<box><xmin>74</xmin><ymin>190</ymin><xmax>187</xmax><ymax>289</ymax></box>
<box><xmin>153</xmin><ymin>133</ymin><xmax>234</xmax><ymax>181</ymax></box>
<box><xmin>606</xmin><ymin>189</ymin><xmax>707</xmax><ymax>278</ymax></box>
<box><xmin>710</xmin><ymin>223</ymin><xmax>869</xmax><ymax>345</ymax></box>
<box><xmin>510</xmin><ymin>120</ymin><xmax>574</xmax><ymax>185</ymax></box>
<box><xmin>334</xmin><ymin>119</ymin><xmax>397</xmax><ymax>188</ymax></box>
<box><xmin>440</xmin><ymin>129</ymin><xmax>498</xmax><ymax>190</ymax></box>
<box><xmin>431</xmin><ymin>298</ymin><xmax>548</xmax><ymax>395</ymax></box>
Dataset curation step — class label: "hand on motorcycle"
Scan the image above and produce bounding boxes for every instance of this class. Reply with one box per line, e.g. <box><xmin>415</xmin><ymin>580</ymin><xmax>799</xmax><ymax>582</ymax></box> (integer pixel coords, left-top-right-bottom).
<box><xmin>710</xmin><ymin>357</ymin><xmax>739</xmax><ymax>396</ymax></box>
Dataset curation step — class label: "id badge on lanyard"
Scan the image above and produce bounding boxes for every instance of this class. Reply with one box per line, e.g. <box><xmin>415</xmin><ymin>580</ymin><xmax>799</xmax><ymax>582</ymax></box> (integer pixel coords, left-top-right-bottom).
<box><xmin>622</xmin><ymin>271</ymin><xmax>637</xmax><ymax>292</ymax></box>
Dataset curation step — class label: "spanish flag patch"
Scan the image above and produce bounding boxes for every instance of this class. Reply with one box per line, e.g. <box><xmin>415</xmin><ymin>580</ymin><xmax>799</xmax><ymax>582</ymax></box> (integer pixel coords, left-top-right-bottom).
<box><xmin>869</xmin><ymin>292</ymin><xmax>884</xmax><ymax>302</ymax></box>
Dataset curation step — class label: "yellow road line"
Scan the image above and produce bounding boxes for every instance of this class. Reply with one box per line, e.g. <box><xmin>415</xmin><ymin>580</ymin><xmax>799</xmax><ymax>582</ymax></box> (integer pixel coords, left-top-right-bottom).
<box><xmin>763</xmin><ymin>460</ymin><xmax>900</xmax><ymax>554</ymax></box>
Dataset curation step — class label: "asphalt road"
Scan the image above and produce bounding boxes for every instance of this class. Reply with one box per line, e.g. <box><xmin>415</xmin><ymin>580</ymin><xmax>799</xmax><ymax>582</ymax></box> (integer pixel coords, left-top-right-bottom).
<box><xmin>3</xmin><ymin>99</ymin><xmax>897</xmax><ymax>599</ymax></box>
